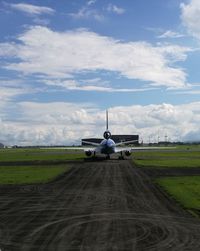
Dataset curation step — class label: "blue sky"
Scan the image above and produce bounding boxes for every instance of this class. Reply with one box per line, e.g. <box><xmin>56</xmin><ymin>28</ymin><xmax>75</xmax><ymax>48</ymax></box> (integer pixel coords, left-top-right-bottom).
<box><xmin>1</xmin><ymin>0</ymin><xmax>200</xmax><ymax>145</ymax></box>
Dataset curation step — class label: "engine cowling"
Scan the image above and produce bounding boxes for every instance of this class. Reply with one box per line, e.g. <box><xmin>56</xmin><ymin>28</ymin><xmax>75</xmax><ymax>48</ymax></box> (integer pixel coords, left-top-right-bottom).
<box><xmin>103</xmin><ymin>130</ymin><xmax>111</xmax><ymax>139</ymax></box>
<box><xmin>85</xmin><ymin>150</ymin><xmax>92</xmax><ymax>156</ymax></box>
<box><xmin>125</xmin><ymin>150</ymin><xmax>131</xmax><ymax>156</ymax></box>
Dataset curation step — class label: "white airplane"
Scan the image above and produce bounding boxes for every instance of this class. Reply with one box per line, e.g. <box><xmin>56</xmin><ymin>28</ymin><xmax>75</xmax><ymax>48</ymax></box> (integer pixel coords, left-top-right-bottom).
<box><xmin>81</xmin><ymin>110</ymin><xmax>138</xmax><ymax>159</ymax></box>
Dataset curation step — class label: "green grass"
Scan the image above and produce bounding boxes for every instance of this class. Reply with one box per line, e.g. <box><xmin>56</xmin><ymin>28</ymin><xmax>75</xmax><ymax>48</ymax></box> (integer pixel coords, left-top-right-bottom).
<box><xmin>0</xmin><ymin>148</ymin><xmax>84</xmax><ymax>162</ymax></box>
<box><xmin>133</xmin><ymin>150</ymin><xmax>200</xmax><ymax>168</ymax></box>
<box><xmin>132</xmin><ymin>147</ymin><xmax>200</xmax><ymax>217</ymax></box>
<box><xmin>0</xmin><ymin>148</ymin><xmax>81</xmax><ymax>185</ymax></box>
<box><xmin>0</xmin><ymin>165</ymin><xmax>70</xmax><ymax>184</ymax></box>
<box><xmin>156</xmin><ymin>176</ymin><xmax>200</xmax><ymax>212</ymax></box>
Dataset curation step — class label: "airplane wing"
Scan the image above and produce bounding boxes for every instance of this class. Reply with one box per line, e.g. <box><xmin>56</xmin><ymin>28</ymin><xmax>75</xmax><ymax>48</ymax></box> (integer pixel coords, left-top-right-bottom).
<box><xmin>67</xmin><ymin>147</ymin><xmax>96</xmax><ymax>152</ymax></box>
<box><xmin>40</xmin><ymin>146</ymin><xmax>96</xmax><ymax>152</ymax></box>
<box><xmin>115</xmin><ymin>139</ymin><xmax>139</xmax><ymax>146</ymax></box>
<box><xmin>131</xmin><ymin>146</ymin><xmax>175</xmax><ymax>151</ymax></box>
<box><xmin>115</xmin><ymin>146</ymin><xmax>175</xmax><ymax>153</ymax></box>
<box><xmin>82</xmin><ymin>141</ymin><xmax>100</xmax><ymax>146</ymax></box>
<box><xmin>114</xmin><ymin>147</ymin><xmax>130</xmax><ymax>153</ymax></box>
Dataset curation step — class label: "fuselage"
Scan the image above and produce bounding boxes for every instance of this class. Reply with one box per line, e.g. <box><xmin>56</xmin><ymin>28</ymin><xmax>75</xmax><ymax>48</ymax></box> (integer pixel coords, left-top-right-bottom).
<box><xmin>98</xmin><ymin>138</ymin><xmax>116</xmax><ymax>155</ymax></box>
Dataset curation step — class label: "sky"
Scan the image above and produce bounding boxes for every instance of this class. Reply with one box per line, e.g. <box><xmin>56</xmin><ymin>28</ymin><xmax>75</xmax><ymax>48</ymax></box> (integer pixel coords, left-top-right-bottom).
<box><xmin>1</xmin><ymin>0</ymin><xmax>200</xmax><ymax>145</ymax></box>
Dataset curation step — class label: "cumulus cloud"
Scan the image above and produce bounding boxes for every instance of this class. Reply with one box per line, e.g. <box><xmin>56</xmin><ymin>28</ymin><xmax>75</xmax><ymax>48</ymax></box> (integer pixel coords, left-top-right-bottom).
<box><xmin>8</xmin><ymin>2</ymin><xmax>55</xmax><ymax>16</ymax></box>
<box><xmin>181</xmin><ymin>0</ymin><xmax>200</xmax><ymax>39</ymax></box>
<box><xmin>1</xmin><ymin>101</ymin><xmax>200</xmax><ymax>145</ymax></box>
<box><xmin>106</xmin><ymin>103</ymin><xmax>200</xmax><ymax>143</ymax></box>
<box><xmin>0</xmin><ymin>26</ymin><xmax>191</xmax><ymax>89</ymax></box>
<box><xmin>0</xmin><ymin>102</ymin><xmax>98</xmax><ymax>145</ymax></box>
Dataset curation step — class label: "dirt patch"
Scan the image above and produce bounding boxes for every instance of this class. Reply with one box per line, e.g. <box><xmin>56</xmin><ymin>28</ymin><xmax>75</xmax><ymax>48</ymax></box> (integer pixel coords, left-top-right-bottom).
<box><xmin>0</xmin><ymin>160</ymin><xmax>199</xmax><ymax>250</ymax></box>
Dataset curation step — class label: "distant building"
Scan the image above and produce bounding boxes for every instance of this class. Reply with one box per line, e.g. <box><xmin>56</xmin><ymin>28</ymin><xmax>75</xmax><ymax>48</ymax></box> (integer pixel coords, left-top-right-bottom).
<box><xmin>0</xmin><ymin>143</ymin><xmax>4</xmax><ymax>148</ymax></box>
<box><xmin>82</xmin><ymin>135</ymin><xmax>139</xmax><ymax>146</ymax></box>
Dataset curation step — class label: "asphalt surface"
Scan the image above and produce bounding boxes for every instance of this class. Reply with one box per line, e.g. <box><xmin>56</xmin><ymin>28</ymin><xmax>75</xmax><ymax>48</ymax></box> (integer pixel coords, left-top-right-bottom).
<box><xmin>0</xmin><ymin>160</ymin><xmax>200</xmax><ymax>250</ymax></box>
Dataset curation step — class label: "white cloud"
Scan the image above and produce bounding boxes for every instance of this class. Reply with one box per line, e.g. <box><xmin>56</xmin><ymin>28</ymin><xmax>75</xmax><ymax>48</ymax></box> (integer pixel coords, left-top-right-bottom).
<box><xmin>1</xmin><ymin>101</ymin><xmax>200</xmax><ymax>145</ymax></box>
<box><xmin>0</xmin><ymin>80</ymin><xmax>32</xmax><ymax>124</ymax></box>
<box><xmin>107</xmin><ymin>4</ymin><xmax>125</xmax><ymax>15</ymax></box>
<box><xmin>0</xmin><ymin>86</ymin><xmax>25</xmax><ymax>101</ymax></box>
<box><xmin>0</xmin><ymin>79</ymin><xmax>31</xmax><ymax>102</ymax></box>
<box><xmin>69</xmin><ymin>6</ymin><xmax>103</xmax><ymax>21</ymax></box>
<box><xmin>43</xmin><ymin>79</ymin><xmax>157</xmax><ymax>92</ymax></box>
<box><xmin>0</xmin><ymin>42</ymin><xmax>19</xmax><ymax>57</ymax></box>
<box><xmin>69</xmin><ymin>2</ymin><xmax>124</xmax><ymax>20</ymax></box>
<box><xmin>0</xmin><ymin>102</ymin><xmax>98</xmax><ymax>145</ymax></box>
<box><xmin>158</xmin><ymin>30</ymin><xmax>184</xmax><ymax>39</ymax></box>
<box><xmin>32</xmin><ymin>17</ymin><xmax>51</xmax><ymax>25</ymax></box>
<box><xmin>107</xmin><ymin>103</ymin><xmax>200</xmax><ymax>142</ymax></box>
<box><xmin>87</xmin><ymin>0</ymin><xmax>96</xmax><ymax>6</ymax></box>
<box><xmin>9</xmin><ymin>3</ymin><xmax>55</xmax><ymax>16</ymax></box>
<box><xmin>1</xmin><ymin>26</ymin><xmax>191</xmax><ymax>89</ymax></box>
<box><xmin>181</xmin><ymin>0</ymin><xmax>200</xmax><ymax>39</ymax></box>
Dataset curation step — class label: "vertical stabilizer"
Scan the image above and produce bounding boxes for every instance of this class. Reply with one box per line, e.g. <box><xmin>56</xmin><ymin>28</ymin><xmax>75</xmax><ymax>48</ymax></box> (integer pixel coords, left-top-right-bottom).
<box><xmin>106</xmin><ymin>110</ymin><xmax>108</xmax><ymax>130</ymax></box>
<box><xmin>103</xmin><ymin>110</ymin><xmax>111</xmax><ymax>139</ymax></box>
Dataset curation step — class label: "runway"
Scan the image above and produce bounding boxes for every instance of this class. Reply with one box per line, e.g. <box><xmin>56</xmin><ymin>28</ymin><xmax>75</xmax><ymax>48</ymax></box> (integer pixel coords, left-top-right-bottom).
<box><xmin>0</xmin><ymin>160</ymin><xmax>200</xmax><ymax>250</ymax></box>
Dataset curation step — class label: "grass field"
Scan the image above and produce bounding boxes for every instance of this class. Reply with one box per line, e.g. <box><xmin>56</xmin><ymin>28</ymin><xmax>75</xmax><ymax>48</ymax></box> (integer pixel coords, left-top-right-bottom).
<box><xmin>0</xmin><ymin>148</ymin><xmax>84</xmax><ymax>162</ymax></box>
<box><xmin>0</xmin><ymin>148</ymin><xmax>81</xmax><ymax>184</ymax></box>
<box><xmin>156</xmin><ymin>176</ymin><xmax>200</xmax><ymax>214</ymax></box>
<box><xmin>133</xmin><ymin>150</ymin><xmax>200</xmax><ymax>168</ymax></box>
<box><xmin>0</xmin><ymin>165</ymin><xmax>70</xmax><ymax>184</ymax></box>
<box><xmin>133</xmin><ymin>148</ymin><xmax>200</xmax><ymax>217</ymax></box>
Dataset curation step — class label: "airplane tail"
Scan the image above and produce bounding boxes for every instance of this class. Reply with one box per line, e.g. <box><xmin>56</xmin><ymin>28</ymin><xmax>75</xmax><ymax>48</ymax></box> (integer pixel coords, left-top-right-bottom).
<box><xmin>103</xmin><ymin>110</ymin><xmax>111</xmax><ymax>139</ymax></box>
<box><xmin>106</xmin><ymin>110</ymin><xmax>108</xmax><ymax>130</ymax></box>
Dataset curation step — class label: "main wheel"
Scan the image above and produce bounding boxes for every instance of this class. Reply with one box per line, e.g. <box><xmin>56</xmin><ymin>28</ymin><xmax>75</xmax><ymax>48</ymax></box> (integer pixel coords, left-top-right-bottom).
<box><xmin>106</xmin><ymin>155</ymin><xmax>110</xmax><ymax>160</ymax></box>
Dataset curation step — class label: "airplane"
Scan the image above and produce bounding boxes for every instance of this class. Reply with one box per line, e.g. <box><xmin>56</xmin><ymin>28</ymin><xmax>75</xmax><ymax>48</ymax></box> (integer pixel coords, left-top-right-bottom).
<box><xmin>82</xmin><ymin>110</ymin><xmax>138</xmax><ymax>159</ymax></box>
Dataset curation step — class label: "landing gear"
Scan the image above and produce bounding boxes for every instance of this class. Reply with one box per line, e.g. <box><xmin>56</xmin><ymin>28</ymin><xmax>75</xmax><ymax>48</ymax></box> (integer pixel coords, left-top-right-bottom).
<box><xmin>118</xmin><ymin>151</ymin><xmax>124</xmax><ymax>160</ymax></box>
<box><xmin>106</xmin><ymin>154</ymin><xmax>110</xmax><ymax>160</ymax></box>
<box><xmin>92</xmin><ymin>151</ymin><xmax>96</xmax><ymax>159</ymax></box>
